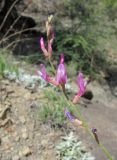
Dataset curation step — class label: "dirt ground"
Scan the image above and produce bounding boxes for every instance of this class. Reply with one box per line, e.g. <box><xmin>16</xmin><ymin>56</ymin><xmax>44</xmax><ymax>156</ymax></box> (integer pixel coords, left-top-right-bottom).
<box><xmin>0</xmin><ymin>77</ymin><xmax>117</xmax><ymax>160</ymax></box>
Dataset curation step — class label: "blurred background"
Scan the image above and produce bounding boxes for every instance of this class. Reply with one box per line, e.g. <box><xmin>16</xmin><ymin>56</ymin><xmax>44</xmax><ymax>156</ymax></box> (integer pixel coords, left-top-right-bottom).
<box><xmin>0</xmin><ymin>1</ymin><xmax>117</xmax><ymax>160</ymax></box>
<box><xmin>0</xmin><ymin>0</ymin><xmax>117</xmax><ymax>74</ymax></box>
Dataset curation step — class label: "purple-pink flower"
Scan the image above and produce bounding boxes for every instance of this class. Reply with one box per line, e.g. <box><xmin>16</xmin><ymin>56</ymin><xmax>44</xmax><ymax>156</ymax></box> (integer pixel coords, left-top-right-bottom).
<box><xmin>39</xmin><ymin>64</ymin><xmax>59</xmax><ymax>86</ymax></box>
<box><xmin>92</xmin><ymin>128</ymin><xmax>99</xmax><ymax>144</ymax></box>
<box><xmin>40</xmin><ymin>64</ymin><xmax>50</xmax><ymax>82</ymax></box>
<box><xmin>48</xmin><ymin>42</ymin><xmax>52</xmax><ymax>57</ymax></box>
<box><xmin>77</xmin><ymin>72</ymin><xmax>87</xmax><ymax>96</ymax></box>
<box><xmin>49</xmin><ymin>32</ymin><xmax>55</xmax><ymax>45</ymax></box>
<box><xmin>64</xmin><ymin>108</ymin><xmax>75</xmax><ymax>121</ymax></box>
<box><xmin>72</xmin><ymin>72</ymin><xmax>88</xmax><ymax>104</ymax></box>
<box><xmin>40</xmin><ymin>37</ymin><xmax>45</xmax><ymax>50</ymax></box>
<box><xmin>39</xmin><ymin>54</ymin><xmax>68</xmax><ymax>88</ymax></box>
<box><xmin>56</xmin><ymin>54</ymin><xmax>67</xmax><ymax>85</ymax></box>
<box><xmin>40</xmin><ymin>37</ymin><xmax>52</xmax><ymax>58</ymax></box>
<box><xmin>64</xmin><ymin>108</ymin><xmax>83</xmax><ymax>126</ymax></box>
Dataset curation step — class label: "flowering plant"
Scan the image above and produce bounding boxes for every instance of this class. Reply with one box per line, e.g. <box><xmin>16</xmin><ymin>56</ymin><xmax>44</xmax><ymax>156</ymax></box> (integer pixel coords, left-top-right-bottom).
<box><xmin>38</xmin><ymin>15</ymin><xmax>113</xmax><ymax>160</ymax></box>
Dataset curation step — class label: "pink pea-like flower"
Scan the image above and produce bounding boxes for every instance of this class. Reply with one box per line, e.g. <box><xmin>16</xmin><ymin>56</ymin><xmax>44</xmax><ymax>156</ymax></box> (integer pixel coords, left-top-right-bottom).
<box><xmin>64</xmin><ymin>108</ymin><xmax>75</xmax><ymax>121</ymax></box>
<box><xmin>39</xmin><ymin>54</ymin><xmax>68</xmax><ymax>88</ymax></box>
<box><xmin>40</xmin><ymin>64</ymin><xmax>50</xmax><ymax>82</ymax></box>
<box><xmin>40</xmin><ymin>64</ymin><xmax>59</xmax><ymax>86</ymax></box>
<box><xmin>92</xmin><ymin>128</ymin><xmax>99</xmax><ymax>144</ymax></box>
<box><xmin>40</xmin><ymin>37</ymin><xmax>53</xmax><ymax>59</ymax></box>
<box><xmin>72</xmin><ymin>72</ymin><xmax>88</xmax><ymax>104</ymax></box>
<box><xmin>40</xmin><ymin>37</ymin><xmax>49</xmax><ymax>57</ymax></box>
<box><xmin>40</xmin><ymin>37</ymin><xmax>45</xmax><ymax>49</ymax></box>
<box><xmin>56</xmin><ymin>54</ymin><xmax>67</xmax><ymax>85</ymax></box>
<box><xmin>48</xmin><ymin>42</ymin><xmax>52</xmax><ymax>58</ymax></box>
<box><xmin>77</xmin><ymin>72</ymin><xmax>87</xmax><ymax>95</ymax></box>
<box><xmin>64</xmin><ymin>108</ymin><xmax>82</xmax><ymax>126</ymax></box>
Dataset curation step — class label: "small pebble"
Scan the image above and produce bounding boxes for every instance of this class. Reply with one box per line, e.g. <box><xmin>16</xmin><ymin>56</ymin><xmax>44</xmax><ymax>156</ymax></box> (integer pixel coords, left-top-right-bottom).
<box><xmin>20</xmin><ymin>146</ymin><xmax>32</xmax><ymax>157</ymax></box>
<box><xmin>19</xmin><ymin>116</ymin><xmax>26</xmax><ymax>124</ymax></box>
<box><xmin>22</xmin><ymin>132</ymin><xmax>28</xmax><ymax>139</ymax></box>
<box><xmin>12</xmin><ymin>155</ymin><xmax>20</xmax><ymax>160</ymax></box>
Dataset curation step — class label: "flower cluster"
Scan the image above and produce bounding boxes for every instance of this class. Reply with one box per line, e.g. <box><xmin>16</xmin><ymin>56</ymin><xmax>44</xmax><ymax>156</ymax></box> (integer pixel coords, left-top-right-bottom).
<box><xmin>39</xmin><ymin>15</ymin><xmax>90</xmax><ymax>127</ymax></box>
<box><xmin>39</xmin><ymin>56</ymin><xmax>89</xmax><ymax>105</ymax></box>
<box><xmin>39</xmin><ymin>53</ymin><xmax>67</xmax><ymax>88</ymax></box>
<box><xmin>37</xmin><ymin>16</ymin><xmax>114</xmax><ymax>160</ymax></box>
<box><xmin>40</xmin><ymin>15</ymin><xmax>54</xmax><ymax>59</ymax></box>
<box><xmin>64</xmin><ymin>108</ymin><xmax>83</xmax><ymax>126</ymax></box>
<box><xmin>72</xmin><ymin>72</ymin><xmax>90</xmax><ymax>104</ymax></box>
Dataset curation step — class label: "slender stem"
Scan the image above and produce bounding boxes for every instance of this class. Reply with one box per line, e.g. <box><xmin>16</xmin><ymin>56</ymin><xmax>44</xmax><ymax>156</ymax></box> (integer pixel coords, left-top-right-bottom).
<box><xmin>62</xmin><ymin>90</ymin><xmax>113</xmax><ymax>159</ymax></box>
<box><xmin>61</xmin><ymin>88</ymin><xmax>113</xmax><ymax>160</ymax></box>
<box><xmin>48</xmin><ymin>58</ymin><xmax>56</xmax><ymax>75</ymax></box>
<box><xmin>47</xmin><ymin>50</ymin><xmax>113</xmax><ymax>160</ymax></box>
<box><xmin>61</xmin><ymin>84</ymin><xmax>69</xmax><ymax>100</ymax></box>
<box><xmin>99</xmin><ymin>143</ymin><xmax>113</xmax><ymax>160</ymax></box>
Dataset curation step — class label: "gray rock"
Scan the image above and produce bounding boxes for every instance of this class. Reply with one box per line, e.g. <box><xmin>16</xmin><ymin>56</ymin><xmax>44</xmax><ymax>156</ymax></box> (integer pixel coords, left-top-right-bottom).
<box><xmin>113</xmin><ymin>87</ymin><xmax>117</xmax><ymax>96</ymax></box>
<box><xmin>17</xmin><ymin>0</ymin><xmax>78</xmax><ymax>32</ymax></box>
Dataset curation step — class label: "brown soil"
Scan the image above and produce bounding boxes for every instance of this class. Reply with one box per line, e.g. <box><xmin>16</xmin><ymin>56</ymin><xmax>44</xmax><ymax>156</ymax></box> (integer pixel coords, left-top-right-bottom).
<box><xmin>0</xmin><ymin>78</ymin><xmax>117</xmax><ymax>160</ymax></box>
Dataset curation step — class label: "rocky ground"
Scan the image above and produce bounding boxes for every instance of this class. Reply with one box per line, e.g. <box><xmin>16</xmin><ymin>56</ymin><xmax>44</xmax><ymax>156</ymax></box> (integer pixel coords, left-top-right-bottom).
<box><xmin>0</xmin><ymin>68</ymin><xmax>117</xmax><ymax>160</ymax></box>
<box><xmin>0</xmin><ymin>79</ymin><xmax>62</xmax><ymax>160</ymax></box>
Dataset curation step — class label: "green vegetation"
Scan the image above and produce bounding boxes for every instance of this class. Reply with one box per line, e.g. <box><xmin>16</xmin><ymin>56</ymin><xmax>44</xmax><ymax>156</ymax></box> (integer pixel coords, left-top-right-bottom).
<box><xmin>66</xmin><ymin>61</ymin><xmax>77</xmax><ymax>78</ymax></box>
<box><xmin>0</xmin><ymin>49</ymin><xmax>18</xmax><ymax>78</ymax></box>
<box><xmin>0</xmin><ymin>54</ymin><xmax>6</xmax><ymax>77</ymax></box>
<box><xmin>56</xmin><ymin>132</ymin><xmax>95</xmax><ymax>160</ymax></box>
<box><xmin>39</xmin><ymin>88</ymin><xmax>74</xmax><ymax>127</ymax></box>
<box><xmin>55</xmin><ymin>0</ymin><xmax>117</xmax><ymax>76</ymax></box>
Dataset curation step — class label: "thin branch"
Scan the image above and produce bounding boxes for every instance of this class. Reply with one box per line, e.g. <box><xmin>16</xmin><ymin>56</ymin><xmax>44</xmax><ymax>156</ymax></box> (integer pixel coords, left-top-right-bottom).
<box><xmin>1</xmin><ymin>2</ymin><xmax>33</xmax><ymax>41</ymax></box>
<box><xmin>0</xmin><ymin>0</ymin><xmax>19</xmax><ymax>31</ymax></box>
<box><xmin>2</xmin><ymin>37</ymin><xmax>32</xmax><ymax>51</ymax></box>
<box><xmin>0</xmin><ymin>27</ymin><xmax>38</xmax><ymax>44</ymax></box>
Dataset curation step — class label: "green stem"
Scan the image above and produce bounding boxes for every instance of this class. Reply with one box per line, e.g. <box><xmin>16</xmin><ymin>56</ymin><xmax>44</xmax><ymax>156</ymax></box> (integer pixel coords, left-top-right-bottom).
<box><xmin>48</xmin><ymin>58</ymin><xmax>113</xmax><ymax>160</ymax></box>
<box><xmin>62</xmin><ymin>93</ymin><xmax>113</xmax><ymax>160</ymax></box>
<box><xmin>48</xmin><ymin>58</ymin><xmax>56</xmax><ymax>75</ymax></box>
<box><xmin>99</xmin><ymin>143</ymin><xmax>113</xmax><ymax>160</ymax></box>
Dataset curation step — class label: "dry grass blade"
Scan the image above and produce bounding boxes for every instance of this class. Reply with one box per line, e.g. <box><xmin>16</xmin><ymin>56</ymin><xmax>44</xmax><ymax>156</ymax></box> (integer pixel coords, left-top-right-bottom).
<box><xmin>1</xmin><ymin>27</ymin><xmax>38</xmax><ymax>44</ymax></box>
<box><xmin>0</xmin><ymin>0</ymin><xmax>19</xmax><ymax>31</ymax></box>
<box><xmin>1</xmin><ymin>1</ymin><xmax>33</xmax><ymax>42</ymax></box>
<box><xmin>2</xmin><ymin>37</ymin><xmax>33</xmax><ymax>51</ymax></box>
